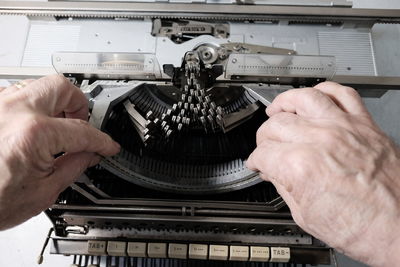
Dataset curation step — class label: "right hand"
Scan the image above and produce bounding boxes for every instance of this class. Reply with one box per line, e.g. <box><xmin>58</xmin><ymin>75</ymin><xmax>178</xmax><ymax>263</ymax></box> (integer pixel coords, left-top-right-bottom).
<box><xmin>246</xmin><ymin>82</ymin><xmax>400</xmax><ymax>267</ymax></box>
<box><xmin>0</xmin><ymin>75</ymin><xmax>120</xmax><ymax>230</ymax></box>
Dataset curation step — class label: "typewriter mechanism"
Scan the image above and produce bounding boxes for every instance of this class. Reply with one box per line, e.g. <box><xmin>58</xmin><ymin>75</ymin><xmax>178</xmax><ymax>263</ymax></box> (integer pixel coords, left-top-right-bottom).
<box><xmin>1</xmin><ymin>1</ymin><xmax>400</xmax><ymax>266</ymax></box>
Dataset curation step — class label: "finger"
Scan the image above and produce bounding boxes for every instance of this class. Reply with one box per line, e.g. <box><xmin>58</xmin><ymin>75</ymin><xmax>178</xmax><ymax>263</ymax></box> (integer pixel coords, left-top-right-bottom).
<box><xmin>0</xmin><ymin>87</ymin><xmax>5</xmax><ymax>93</ymax></box>
<box><xmin>314</xmin><ymin>81</ymin><xmax>368</xmax><ymax>115</ymax></box>
<box><xmin>266</xmin><ymin>88</ymin><xmax>343</xmax><ymax>119</ymax></box>
<box><xmin>256</xmin><ymin>112</ymin><xmax>317</xmax><ymax>144</ymax></box>
<box><xmin>50</xmin><ymin>152</ymin><xmax>101</xmax><ymax>193</ymax></box>
<box><xmin>257</xmin><ymin>170</ymin><xmax>304</xmax><ymax>226</ymax></box>
<box><xmin>47</xmin><ymin>117</ymin><xmax>120</xmax><ymax>156</ymax></box>
<box><xmin>246</xmin><ymin>139</ymin><xmax>292</xmax><ymax>188</ymax></box>
<box><xmin>247</xmin><ymin>142</ymin><xmax>307</xmax><ymax>228</ymax></box>
<box><xmin>18</xmin><ymin>74</ymin><xmax>88</xmax><ymax>120</ymax></box>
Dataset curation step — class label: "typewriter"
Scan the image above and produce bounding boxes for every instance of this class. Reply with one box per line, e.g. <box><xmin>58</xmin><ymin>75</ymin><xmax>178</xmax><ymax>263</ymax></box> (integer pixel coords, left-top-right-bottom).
<box><xmin>1</xmin><ymin>1</ymin><xmax>400</xmax><ymax>266</ymax></box>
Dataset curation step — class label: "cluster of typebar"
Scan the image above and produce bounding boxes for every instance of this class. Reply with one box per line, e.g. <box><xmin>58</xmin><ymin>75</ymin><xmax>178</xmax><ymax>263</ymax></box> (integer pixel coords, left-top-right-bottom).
<box><xmin>84</xmin><ymin>240</ymin><xmax>290</xmax><ymax>263</ymax></box>
<box><xmin>142</xmin><ymin>52</ymin><xmax>225</xmax><ymax>143</ymax></box>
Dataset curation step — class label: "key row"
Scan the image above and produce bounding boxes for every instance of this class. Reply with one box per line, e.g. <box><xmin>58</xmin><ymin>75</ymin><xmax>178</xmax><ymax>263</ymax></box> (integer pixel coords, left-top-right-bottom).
<box><xmin>87</xmin><ymin>241</ymin><xmax>290</xmax><ymax>262</ymax></box>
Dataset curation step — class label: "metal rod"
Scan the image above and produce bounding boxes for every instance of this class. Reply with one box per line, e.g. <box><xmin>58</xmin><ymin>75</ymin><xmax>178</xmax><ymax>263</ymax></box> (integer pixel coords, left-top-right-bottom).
<box><xmin>37</xmin><ymin>228</ymin><xmax>54</xmax><ymax>265</ymax></box>
<box><xmin>0</xmin><ymin>1</ymin><xmax>399</xmax><ymax>23</ymax></box>
<box><xmin>332</xmin><ymin>75</ymin><xmax>400</xmax><ymax>90</ymax></box>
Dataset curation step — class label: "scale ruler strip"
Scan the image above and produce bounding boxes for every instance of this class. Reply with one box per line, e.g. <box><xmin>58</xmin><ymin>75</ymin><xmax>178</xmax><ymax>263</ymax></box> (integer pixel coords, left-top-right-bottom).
<box><xmin>0</xmin><ymin>1</ymin><xmax>400</xmax><ymax>23</ymax></box>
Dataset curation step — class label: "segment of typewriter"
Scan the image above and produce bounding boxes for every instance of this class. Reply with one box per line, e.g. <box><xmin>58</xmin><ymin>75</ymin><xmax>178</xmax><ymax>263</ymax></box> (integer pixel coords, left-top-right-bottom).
<box><xmin>47</xmin><ymin>50</ymin><xmax>326</xmax><ymax>266</ymax></box>
<box><xmin>1</xmin><ymin>0</ymin><xmax>400</xmax><ymax>266</ymax></box>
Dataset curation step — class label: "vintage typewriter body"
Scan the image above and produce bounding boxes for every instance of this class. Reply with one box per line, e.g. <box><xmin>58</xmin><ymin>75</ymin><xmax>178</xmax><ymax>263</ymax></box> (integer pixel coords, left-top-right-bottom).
<box><xmin>1</xmin><ymin>1</ymin><xmax>400</xmax><ymax>266</ymax></box>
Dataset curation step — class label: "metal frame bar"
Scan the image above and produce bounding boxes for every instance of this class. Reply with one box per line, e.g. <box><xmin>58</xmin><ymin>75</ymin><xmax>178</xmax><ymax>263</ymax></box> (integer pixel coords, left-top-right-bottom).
<box><xmin>1</xmin><ymin>66</ymin><xmax>399</xmax><ymax>91</ymax></box>
<box><xmin>0</xmin><ymin>1</ymin><xmax>399</xmax><ymax>23</ymax></box>
<box><xmin>50</xmin><ymin>0</ymin><xmax>353</xmax><ymax>8</ymax></box>
<box><xmin>70</xmin><ymin>183</ymin><xmax>287</xmax><ymax>212</ymax></box>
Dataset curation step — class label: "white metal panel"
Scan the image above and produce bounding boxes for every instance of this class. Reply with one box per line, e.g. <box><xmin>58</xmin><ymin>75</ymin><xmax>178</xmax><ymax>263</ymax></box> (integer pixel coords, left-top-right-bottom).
<box><xmin>0</xmin><ymin>16</ymin><xmax>29</xmax><ymax>67</ymax></box>
<box><xmin>22</xmin><ymin>23</ymin><xmax>80</xmax><ymax>67</ymax></box>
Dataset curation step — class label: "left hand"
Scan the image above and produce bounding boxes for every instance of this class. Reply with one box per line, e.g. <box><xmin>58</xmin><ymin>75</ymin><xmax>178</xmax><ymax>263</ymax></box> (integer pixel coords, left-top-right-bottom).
<box><xmin>0</xmin><ymin>75</ymin><xmax>120</xmax><ymax>230</ymax></box>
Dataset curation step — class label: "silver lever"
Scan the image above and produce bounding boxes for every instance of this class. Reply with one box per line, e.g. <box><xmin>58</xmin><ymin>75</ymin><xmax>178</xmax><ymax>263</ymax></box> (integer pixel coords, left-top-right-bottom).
<box><xmin>243</xmin><ymin>85</ymin><xmax>289</xmax><ymax>107</ymax></box>
<box><xmin>37</xmin><ymin>228</ymin><xmax>54</xmax><ymax>264</ymax></box>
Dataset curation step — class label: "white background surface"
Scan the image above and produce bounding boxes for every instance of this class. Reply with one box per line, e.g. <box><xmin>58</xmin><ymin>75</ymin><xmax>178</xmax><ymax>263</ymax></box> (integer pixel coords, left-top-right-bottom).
<box><xmin>0</xmin><ymin>0</ymin><xmax>399</xmax><ymax>267</ymax></box>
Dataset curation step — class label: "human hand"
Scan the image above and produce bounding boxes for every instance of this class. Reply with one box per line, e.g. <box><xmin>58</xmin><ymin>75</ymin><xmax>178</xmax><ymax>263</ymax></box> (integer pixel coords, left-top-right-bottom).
<box><xmin>246</xmin><ymin>82</ymin><xmax>400</xmax><ymax>267</ymax></box>
<box><xmin>0</xmin><ymin>75</ymin><xmax>120</xmax><ymax>230</ymax></box>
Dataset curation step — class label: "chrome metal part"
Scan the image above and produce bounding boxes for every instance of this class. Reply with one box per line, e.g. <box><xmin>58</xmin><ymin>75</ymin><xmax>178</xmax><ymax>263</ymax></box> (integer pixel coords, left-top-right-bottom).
<box><xmin>0</xmin><ymin>67</ymin><xmax>55</xmax><ymax>80</ymax></box>
<box><xmin>225</xmin><ymin>54</ymin><xmax>336</xmax><ymax>84</ymax></box>
<box><xmin>0</xmin><ymin>2</ymin><xmax>399</xmax><ymax>24</ymax></box>
<box><xmin>123</xmin><ymin>101</ymin><xmax>149</xmax><ymax>143</ymax></box>
<box><xmin>194</xmin><ymin>42</ymin><xmax>296</xmax><ymax>65</ymax></box>
<box><xmin>332</xmin><ymin>75</ymin><xmax>400</xmax><ymax>90</ymax></box>
<box><xmin>220</xmin><ymin>43</ymin><xmax>296</xmax><ymax>56</ymax></box>
<box><xmin>88</xmin><ymin>83</ymin><xmax>144</xmax><ymax>130</ymax></box>
<box><xmin>69</xmin><ymin>181</ymin><xmax>285</xmax><ymax>211</ymax></box>
<box><xmin>220</xmin><ymin>103</ymin><xmax>260</xmax><ymax>133</ymax></box>
<box><xmin>243</xmin><ymin>85</ymin><xmax>291</xmax><ymax>107</ymax></box>
<box><xmin>50</xmin><ymin>0</ymin><xmax>352</xmax><ymax>7</ymax></box>
<box><xmin>195</xmin><ymin>43</ymin><xmax>221</xmax><ymax>65</ymax></box>
<box><xmin>52</xmin><ymin>52</ymin><xmax>162</xmax><ymax>80</ymax></box>
<box><xmin>234</xmin><ymin>0</ymin><xmax>352</xmax><ymax>6</ymax></box>
<box><xmin>54</xmin><ymin>218</ymin><xmax>309</xmax><ymax>245</ymax></box>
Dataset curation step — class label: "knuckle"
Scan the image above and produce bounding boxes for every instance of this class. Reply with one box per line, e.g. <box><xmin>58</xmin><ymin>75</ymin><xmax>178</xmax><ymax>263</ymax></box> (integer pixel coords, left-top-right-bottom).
<box><xmin>316</xmin><ymin>81</ymin><xmax>335</xmax><ymax>87</ymax></box>
<box><xmin>9</xmin><ymin>116</ymin><xmax>50</xmax><ymax>154</ymax></box>
<box><xmin>47</xmin><ymin>74</ymin><xmax>70</xmax><ymax>93</ymax></box>
<box><xmin>20</xmin><ymin>115</ymin><xmax>49</xmax><ymax>140</ymax></box>
<box><xmin>302</xmin><ymin>88</ymin><xmax>326</xmax><ymax>104</ymax></box>
<box><xmin>51</xmin><ymin>74</ymin><xmax>69</xmax><ymax>85</ymax></box>
<box><xmin>75</xmin><ymin>118</ymin><xmax>90</xmax><ymax>127</ymax></box>
<box><xmin>263</xmin><ymin>113</ymin><xmax>288</xmax><ymax>131</ymax></box>
<box><xmin>307</xmin><ymin>88</ymin><xmax>325</xmax><ymax>98</ymax></box>
<box><xmin>256</xmin><ymin>122</ymin><xmax>268</xmax><ymax>144</ymax></box>
<box><xmin>270</xmin><ymin>112</ymin><xmax>293</xmax><ymax>125</ymax></box>
<box><xmin>261</xmin><ymin>116</ymin><xmax>281</xmax><ymax>137</ymax></box>
<box><xmin>72</xmin><ymin>119</ymin><xmax>98</xmax><ymax>147</ymax></box>
<box><xmin>69</xmin><ymin>118</ymin><xmax>91</xmax><ymax>130</ymax></box>
<box><xmin>341</xmin><ymin>86</ymin><xmax>360</xmax><ymax>99</ymax></box>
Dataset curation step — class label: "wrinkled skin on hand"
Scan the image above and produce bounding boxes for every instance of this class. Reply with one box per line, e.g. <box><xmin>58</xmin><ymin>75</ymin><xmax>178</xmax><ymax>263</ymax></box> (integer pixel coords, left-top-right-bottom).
<box><xmin>0</xmin><ymin>75</ymin><xmax>120</xmax><ymax>230</ymax></box>
<box><xmin>246</xmin><ymin>82</ymin><xmax>400</xmax><ymax>267</ymax></box>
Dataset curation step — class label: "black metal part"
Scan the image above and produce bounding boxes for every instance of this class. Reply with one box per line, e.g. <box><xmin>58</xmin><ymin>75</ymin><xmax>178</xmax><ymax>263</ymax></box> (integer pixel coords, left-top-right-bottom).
<box><xmin>152</xmin><ymin>19</ymin><xmax>230</xmax><ymax>44</ymax></box>
<box><xmin>163</xmin><ymin>58</ymin><xmax>223</xmax><ymax>88</ymax></box>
